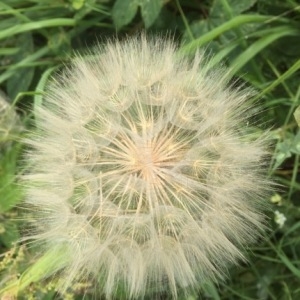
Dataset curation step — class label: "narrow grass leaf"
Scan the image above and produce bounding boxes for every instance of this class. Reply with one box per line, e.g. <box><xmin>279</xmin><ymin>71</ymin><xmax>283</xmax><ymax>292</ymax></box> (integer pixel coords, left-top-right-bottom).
<box><xmin>229</xmin><ymin>26</ymin><xmax>299</xmax><ymax>76</ymax></box>
<box><xmin>277</xmin><ymin>251</ymin><xmax>300</xmax><ymax>279</ymax></box>
<box><xmin>0</xmin><ymin>247</ymin><xmax>70</xmax><ymax>297</ymax></box>
<box><xmin>0</xmin><ymin>18</ymin><xmax>76</xmax><ymax>41</ymax></box>
<box><xmin>33</xmin><ymin>66</ymin><xmax>60</xmax><ymax>113</ymax></box>
<box><xmin>179</xmin><ymin>15</ymin><xmax>274</xmax><ymax>54</ymax></box>
<box><xmin>0</xmin><ymin>47</ymin><xmax>19</xmax><ymax>55</ymax></box>
<box><xmin>0</xmin><ymin>47</ymin><xmax>49</xmax><ymax>84</ymax></box>
<box><xmin>254</xmin><ymin>59</ymin><xmax>300</xmax><ymax>100</ymax></box>
<box><xmin>202</xmin><ymin>282</ymin><xmax>221</xmax><ymax>300</ymax></box>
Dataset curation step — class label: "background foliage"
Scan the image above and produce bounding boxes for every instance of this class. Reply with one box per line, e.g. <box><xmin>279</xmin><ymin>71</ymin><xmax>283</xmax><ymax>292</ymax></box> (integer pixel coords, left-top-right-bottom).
<box><xmin>0</xmin><ymin>0</ymin><xmax>300</xmax><ymax>299</ymax></box>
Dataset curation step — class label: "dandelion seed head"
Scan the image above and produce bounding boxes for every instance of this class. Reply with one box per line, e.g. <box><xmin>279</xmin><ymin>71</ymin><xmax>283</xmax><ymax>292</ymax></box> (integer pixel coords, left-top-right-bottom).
<box><xmin>23</xmin><ymin>36</ymin><xmax>271</xmax><ymax>299</ymax></box>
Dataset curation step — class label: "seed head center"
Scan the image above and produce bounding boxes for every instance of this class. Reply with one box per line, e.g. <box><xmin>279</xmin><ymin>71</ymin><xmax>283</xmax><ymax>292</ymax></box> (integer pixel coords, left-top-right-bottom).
<box><xmin>133</xmin><ymin>141</ymin><xmax>160</xmax><ymax>181</ymax></box>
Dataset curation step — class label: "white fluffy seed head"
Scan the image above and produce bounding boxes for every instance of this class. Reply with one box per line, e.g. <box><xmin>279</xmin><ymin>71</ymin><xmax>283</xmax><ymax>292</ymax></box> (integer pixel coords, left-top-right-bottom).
<box><xmin>23</xmin><ymin>36</ymin><xmax>271</xmax><ymax>299</ymax></box>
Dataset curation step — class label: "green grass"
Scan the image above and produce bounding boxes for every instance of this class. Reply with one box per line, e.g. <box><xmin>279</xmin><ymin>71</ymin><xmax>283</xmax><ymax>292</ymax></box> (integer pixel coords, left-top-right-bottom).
<box><xmin>0</xmin><ymin>0</ymin><xmax>300</xmax><ymax>299</ymax></box>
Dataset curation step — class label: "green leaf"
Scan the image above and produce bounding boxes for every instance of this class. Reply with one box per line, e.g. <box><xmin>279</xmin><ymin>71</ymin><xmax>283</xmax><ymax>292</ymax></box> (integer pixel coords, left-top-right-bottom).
<box><xmin>182</xmin><ymin>18</ymin><xmax>213</xmax><ymax>45</ymax></box>
<box><xmin>272</xmin><ymin>130</ymin><xmax>300</xmax><ymax>170</ymax></box>
<box><xmin>0</xmin><ymin>144</ymin><xmax>23</xmax><ymax>213</ymax></box>
<box><xmin>6</xmin><ymin>33</ymin><xmax>34</xmax><ymax>100</ymax></box>
<box><xmin>290</xmin><ymin>131</ymin><xmax>300</xmax><ymax>154</ymax></box>
<box><xmin>71</xmin><ymin>0</ymin><xmax>85</xmax><ymax>10</ymax></box>
<box><xmin>0</xmin><ymin>46</ymin><xmax>49</xmax><ymax>85</ymax></box>
<box><xmin>112</xmin><ymin>0</ymin><xmax>139</xmax><ymax>30</ymax></box>
<box><xmin>294</xmin><ymin>106</ymin><xmax>300</xmax><ymax>127</ymax></box>
<box><xmin>0</xmin><ymin>220</ymin><xmax>19</xmax><ymax>247</ymax></box>
<box><xmin>202</xmin><ymin>282</ymin><xmax>221</xmax><ymax>300</ymax></box>
<box><xmin>274</xmin><ymin>140</ymin><xmax>292</xmax><ymax>169</ymax></box>
<box><xmin>210</xmin><ymin>0</ymin><xmax>257</xmax><ymax>18</ymax></box>
<box><xmin>47</xmin><ymin>29</ymin><xmax>71</xmax><ymax>55</ymax></box>
<box><xmin>140</xmin><ymin>0</ymin><xmax>163</xmax><ymax>28</ymax></box>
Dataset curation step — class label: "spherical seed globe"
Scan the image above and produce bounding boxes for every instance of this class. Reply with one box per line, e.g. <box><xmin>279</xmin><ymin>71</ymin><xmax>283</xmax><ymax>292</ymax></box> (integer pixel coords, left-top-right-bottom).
<box><xmin>24</xmin><ymin>36</ymin><xmax>270</xmax><ymax>299</ymax></box>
